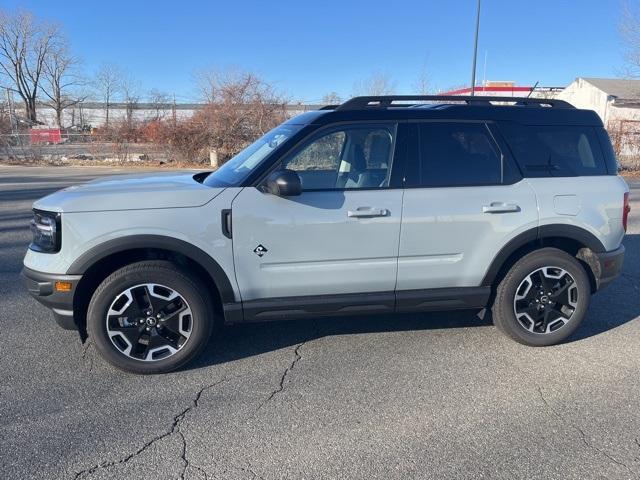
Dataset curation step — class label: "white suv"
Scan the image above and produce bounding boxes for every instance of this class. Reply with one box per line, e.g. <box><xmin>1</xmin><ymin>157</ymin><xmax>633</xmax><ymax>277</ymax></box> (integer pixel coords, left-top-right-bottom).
<box><xmin>22</xmin><ymin>95</ymin><xmax>629</xmax><ymax>374</ymax></box>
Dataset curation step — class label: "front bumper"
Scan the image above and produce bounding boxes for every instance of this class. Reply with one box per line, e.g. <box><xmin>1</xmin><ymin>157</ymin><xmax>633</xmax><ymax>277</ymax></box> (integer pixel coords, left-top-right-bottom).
<box><xmin>595</xmin><ymin>245</ymin><xmax>625</xmax><ymax>291</ymax></box>
<box><xmin>21</xmin><ymin>267</ymin><xmax>82</xmax><ymax>330</ymax></box>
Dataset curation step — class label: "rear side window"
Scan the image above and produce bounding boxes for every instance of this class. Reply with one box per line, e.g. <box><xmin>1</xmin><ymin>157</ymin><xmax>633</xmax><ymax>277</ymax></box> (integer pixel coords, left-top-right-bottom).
<box><xmin>417</xmin><ymin>122</ymin><xmax>503</xmax><ymax>187</ymax></box>
<box><xmin>499</xmin><ymin>123</ymin><xmax>609</xmax><ymax>177</ymax></box>
<box><xmin>596</xmin><ymin>127</ymin><xmax>619</xmax><ymax>174</ymax></box>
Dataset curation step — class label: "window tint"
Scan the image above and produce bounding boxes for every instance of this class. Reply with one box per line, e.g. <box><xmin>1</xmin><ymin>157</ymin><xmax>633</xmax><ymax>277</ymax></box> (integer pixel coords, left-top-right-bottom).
<box><xmin>596</xmin><ymin>127</ymin><xmax>619</xmax><ymax>174</ymax></box>
<box><xmin>281</xmin><ymin>125</ymin><xmax>395</xmax><ymax>190</ymax></box>
<box><xmin>499</xmin><ymin>123</ymin><xmax>608</xmax><ymax>177</ymax></box>
<box><xmin>286</xmin><ymin>131</ymin><xmax>345</xmax><ymax>172</ymax></box>
<box><xmin>417</xmin><ymin>122</ymin><xmax>502</xmax><ymax>187</ymax></box>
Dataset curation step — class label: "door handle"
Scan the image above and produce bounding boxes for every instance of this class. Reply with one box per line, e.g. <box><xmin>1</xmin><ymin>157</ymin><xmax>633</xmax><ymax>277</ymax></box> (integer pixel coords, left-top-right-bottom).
<box><xmin>348</xmin><ymin>207</ymin><xmax>390</xmax><ymax>218</ymax></box>
<box><xmin>482</xmin><ymin>202</ymin><xmax>521</xmax><ymax>214</ymax></box>
<box><xmin>221</xmin><ymin>209</ymin><xmax>232</xmax><ymax>238</ymax></box>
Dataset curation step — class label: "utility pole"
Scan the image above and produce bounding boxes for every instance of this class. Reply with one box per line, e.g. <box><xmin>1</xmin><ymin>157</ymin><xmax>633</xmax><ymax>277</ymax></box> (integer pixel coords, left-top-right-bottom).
<box><xmin>5</xmin><ymin>87</ymin><xmax>15</xmax><ymax>134</ymax></box>
<box><xmin>470</xmin><ymin>0</ymin><xmax>482</xmax><ymax>96</ymax></box>
<box><xmin>172</xmin><ymin>93</ymin><xmax>177</xmax><ymax>126</ymax></box>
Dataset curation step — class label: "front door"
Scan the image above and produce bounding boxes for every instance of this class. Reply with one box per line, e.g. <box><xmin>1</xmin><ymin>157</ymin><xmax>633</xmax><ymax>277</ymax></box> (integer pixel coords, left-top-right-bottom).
<box><xmin>231</xmin><ymin>123</ymin><xmax>403</xmax><ymax>314</ymax></box>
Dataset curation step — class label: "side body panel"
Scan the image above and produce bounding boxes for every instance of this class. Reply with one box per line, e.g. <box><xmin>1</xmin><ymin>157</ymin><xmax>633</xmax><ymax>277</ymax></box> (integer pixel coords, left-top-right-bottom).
<box><xmin>397</xmin><ymin>180</ymin><xmax>539</xmax><ymax>290</ymax></box>
<box><xmin>23</xmin><ymin>188</ymin><xmax>243</xmax><ymax>301</ymax></box>
<box><xmin>527</xmin><ymin>176</ymin><xmax>628</xmax><ymax>252</ymax></box>
<box><xmin>231</xmin><ymin>187</ymin><xmax>403</xmax><ymax>301</ymax></box>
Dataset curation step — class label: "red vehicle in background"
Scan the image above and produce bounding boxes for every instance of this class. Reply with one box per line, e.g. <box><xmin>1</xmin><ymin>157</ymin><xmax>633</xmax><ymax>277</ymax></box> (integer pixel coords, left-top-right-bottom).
<box><xmin>30</xmin><ymin>128</ymin><xmax>62</xmax><ymax>144</ymax></box>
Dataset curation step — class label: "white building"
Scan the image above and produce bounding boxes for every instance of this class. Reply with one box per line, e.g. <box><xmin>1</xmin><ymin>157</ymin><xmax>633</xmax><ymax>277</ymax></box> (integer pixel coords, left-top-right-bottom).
<box><xmin>558</xmin><ymin>77</ymin><xmax>640</xmax><ymax>126</ymax></box>
<box><xmin>8</xmin><ymin>102</ymin><xmax>323</xmax><ymax>129</ymax></box>
<box><xmin>558</xmin><ymin>78</ymin><xmax>640</xmax><ymax>161</ymax></box>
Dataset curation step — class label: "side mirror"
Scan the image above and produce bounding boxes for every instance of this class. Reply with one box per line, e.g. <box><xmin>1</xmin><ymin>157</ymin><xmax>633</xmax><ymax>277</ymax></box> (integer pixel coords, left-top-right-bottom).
<box><xmin>264</xmin><ymin>169</ymin><xmax>302</xmax><ymax>197</ymax></box>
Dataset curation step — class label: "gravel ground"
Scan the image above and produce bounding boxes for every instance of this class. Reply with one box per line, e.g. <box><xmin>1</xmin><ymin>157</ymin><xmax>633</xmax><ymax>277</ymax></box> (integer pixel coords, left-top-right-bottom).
<box><xmin>1</xmin><ymin>165</ymin><xmax>639</xmax><ymax>480</ymax></box>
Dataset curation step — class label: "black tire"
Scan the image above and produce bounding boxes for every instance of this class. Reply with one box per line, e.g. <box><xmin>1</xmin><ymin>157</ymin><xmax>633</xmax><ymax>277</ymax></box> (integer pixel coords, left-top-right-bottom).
<box><xmin>87</xmin><ymin>260</ymin><xmax>214</xmax><ymax>374</ymax></box>
<box><xmin>492</xmin><ymin>247</ymin><xmax>591</xmax><ymax>347</ymax></box>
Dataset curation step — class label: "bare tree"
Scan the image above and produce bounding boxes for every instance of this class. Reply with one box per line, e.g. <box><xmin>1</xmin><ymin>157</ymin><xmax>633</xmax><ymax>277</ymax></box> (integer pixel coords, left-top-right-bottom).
<box><xmin>40</xmin><ymin>41</ymin><xmax>85</xmax><ymax>127</ymax></box>
<box><xmin>120</xmin><ymin>73</ymin><xmax>139</xmax><ymax>127</ymax></box>
<box><xmin>148</xmin><ymin>88</ymin><xmax>170</xmax><ymax>121</ymax></box>
<box><xmin>93</xmin><ymin>63</ymin><xmax>122</xmax><ymax>127</ymax></box>
<box><xmin>177</xmin><ymin>68</ymin><xmax>288</xmax><ymax>162</ymax></box>
<box><xmin>352</xmin><ymin>71</ymin><xmax>397</xmax><ymax>96</ymax></box>
<box><xmin>322</xmin><ymin>91</ymin><xmax>342</xmax><ymax>105</ymax></box>
<box><xmin>620</xmin><ymin>0</ymin><xmax>640</xmax><ymax>77</ymax></box>
<box><xmin>0</xmin><ymin>9</ymin><xmax>60</xmax><ymax>123</ymax></box>
<box><xmin>413</xmin><ymin>62</ymin><xmax>431</xmax><ymax>95</ymax></box>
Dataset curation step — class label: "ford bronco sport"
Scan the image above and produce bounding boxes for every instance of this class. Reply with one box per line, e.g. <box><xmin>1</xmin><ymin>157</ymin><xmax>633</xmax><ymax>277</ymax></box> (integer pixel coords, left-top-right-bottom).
<box><xmin>22</xmin><ymin>95</ymin><xmax>629</xmax><ymax>374</ymax></box>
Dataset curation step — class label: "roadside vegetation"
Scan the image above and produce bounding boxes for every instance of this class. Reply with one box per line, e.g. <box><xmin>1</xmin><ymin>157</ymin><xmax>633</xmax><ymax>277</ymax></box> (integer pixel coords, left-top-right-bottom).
<box><xmin>0</xmin><ymin>8</ymin><xmax>415</xmax><ymax>168</ymax></box>
<box><xmin>2</xmin><ymin>4</ymin><xmax>640</xmax><ymax>170</ymax></box>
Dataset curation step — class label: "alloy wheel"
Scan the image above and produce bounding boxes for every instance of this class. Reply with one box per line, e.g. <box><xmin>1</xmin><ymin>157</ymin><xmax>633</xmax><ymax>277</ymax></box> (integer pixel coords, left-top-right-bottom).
<box><xmin>513</xmin><ymin>266</ymin><xmax>579</xmax><ymax>334</ymax></box>
<box><xmin>106</xmin><ymin>283</ymin><xmax>193</xmax><ymax>361</ymax></box>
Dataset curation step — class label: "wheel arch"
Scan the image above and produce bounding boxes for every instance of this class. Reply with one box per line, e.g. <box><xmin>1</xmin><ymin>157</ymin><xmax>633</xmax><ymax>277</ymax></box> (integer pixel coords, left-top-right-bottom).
<box><xmin>481</xmin><ymin>225</ymin><xmax>605</xmax><ymax>292</ymax></box>
<box><xmin>69</xmin><ymin>235</ymin><xmax>238</xmax><ymax>334</ymax></box>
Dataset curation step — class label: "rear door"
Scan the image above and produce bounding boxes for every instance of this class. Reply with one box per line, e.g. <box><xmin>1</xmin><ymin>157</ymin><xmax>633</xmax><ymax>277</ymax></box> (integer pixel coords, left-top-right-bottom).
<box><xmin>396</xmin><ymin>121</ymin><xmax>539</xmax><ymax>309</ymax></box>
<box><xmin>231</xmin><ymin>122</ymin><xmax>404</xmax><ymax>314</ymax></box>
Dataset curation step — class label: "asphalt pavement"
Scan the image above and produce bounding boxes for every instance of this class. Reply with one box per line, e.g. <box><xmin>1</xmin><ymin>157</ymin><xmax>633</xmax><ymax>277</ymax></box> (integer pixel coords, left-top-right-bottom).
<box><xmin>1</xmin><ymin>165</ymin><xmax>640</xmax><ymax>480</ymax></box>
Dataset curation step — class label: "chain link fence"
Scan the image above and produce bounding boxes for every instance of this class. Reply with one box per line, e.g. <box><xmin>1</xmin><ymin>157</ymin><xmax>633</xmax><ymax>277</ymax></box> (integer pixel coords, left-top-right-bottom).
<box><xmin>607</xmin><ymin>120</ymin><xmax>640</xmax><ymax>171</ymax></box>
<box><xmin>0</xmin><ymin>133</ymin><xmax>172</xmax><ymax>165</ymax></box>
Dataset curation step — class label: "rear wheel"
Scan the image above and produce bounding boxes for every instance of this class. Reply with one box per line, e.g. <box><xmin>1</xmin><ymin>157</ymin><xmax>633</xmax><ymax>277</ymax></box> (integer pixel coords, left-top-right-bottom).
<box><xmin>492</xmin><ymin>248</ymin><xmax>591</xmax><ymax>346</ymax></box>
<box><xmin>87</xmin><ymin>260</ymin><xmax>214</xmax><ymax>374</ymax></box>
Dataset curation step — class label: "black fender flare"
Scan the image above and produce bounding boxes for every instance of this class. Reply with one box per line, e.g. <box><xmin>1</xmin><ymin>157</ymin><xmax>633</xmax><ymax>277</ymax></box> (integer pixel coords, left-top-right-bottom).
<box><xmin>66</xmin><ymin>234</ymin><xmax>237</xmax><ymax>305</ymax></box>
<box><xmin>481</xmin><ymin>225</ymin><xmax>606</xmax><ymax>286</ymax></box>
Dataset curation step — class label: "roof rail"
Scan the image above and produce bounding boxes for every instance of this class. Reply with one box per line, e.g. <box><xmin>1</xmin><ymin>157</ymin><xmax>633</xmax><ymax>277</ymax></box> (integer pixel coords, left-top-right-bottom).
<box><xmin>335</xmin><ymin>95</ymin><xmax>574</xmax><ymax>110</ymax></box>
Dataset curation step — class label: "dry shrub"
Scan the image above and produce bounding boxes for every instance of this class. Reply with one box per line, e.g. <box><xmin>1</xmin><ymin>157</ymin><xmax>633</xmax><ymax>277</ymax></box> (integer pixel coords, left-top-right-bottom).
<box><xmin>608</xmin><ymin>120</ymin><xmax>640</xmax><ymax>171</ymax></box>
<box><xmin>71</xmin><ymin>70</ymin><xmax>290</xmax><ymax>165</ymax></box>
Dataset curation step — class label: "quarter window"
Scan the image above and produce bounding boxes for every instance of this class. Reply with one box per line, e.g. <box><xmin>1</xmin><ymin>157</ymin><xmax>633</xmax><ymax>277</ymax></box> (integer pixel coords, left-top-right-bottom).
<box><xmin>281</xmin><ymin>125</ymin><xmax>396</xmax><ymax>190</ymax></box>
<box><xmin>417</xmin><ymin>122</ymin><xmax>502</xmax><ymax>187</ymax></box>
<box><xmin>499</xmin><ymin>123</ymin><xmax>607</xmax><ymax>176</ymax></box>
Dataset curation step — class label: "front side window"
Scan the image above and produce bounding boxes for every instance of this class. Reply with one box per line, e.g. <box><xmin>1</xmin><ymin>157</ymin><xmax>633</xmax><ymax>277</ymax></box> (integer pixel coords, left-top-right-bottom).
<box><xmin>280</xmin><ymin>124</ymin><xmax>396</xmax><ymax>190</ymax></box>
<box><xmin>417</xmin><ymin>122</ymin><xmax>502</xmax><ymax>187</ymax></box>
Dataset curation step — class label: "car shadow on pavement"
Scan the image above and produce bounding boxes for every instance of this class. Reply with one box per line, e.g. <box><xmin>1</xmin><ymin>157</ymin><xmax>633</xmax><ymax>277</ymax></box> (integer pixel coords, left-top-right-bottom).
<box><xmin>186</xmin><ymin>235</ymin><xmax>640</xmax><ymax>371</ymax></box>
<box><xmin>567</xmin><ymin>233</ymin><xmax>640</xmax><ymax>342</ymax></box>
<box><xmin>188</xmin><ymin>308</ymin><xmax>491</xmax><ymax>371</ymax></box>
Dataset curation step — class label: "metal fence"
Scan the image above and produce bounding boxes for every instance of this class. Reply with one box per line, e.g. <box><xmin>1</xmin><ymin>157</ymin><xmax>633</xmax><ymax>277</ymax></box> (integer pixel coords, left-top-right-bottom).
<box><xmin>0</xmin><ymin>133</ymin><xmax>170</xmax><ymax>164</ymax></box>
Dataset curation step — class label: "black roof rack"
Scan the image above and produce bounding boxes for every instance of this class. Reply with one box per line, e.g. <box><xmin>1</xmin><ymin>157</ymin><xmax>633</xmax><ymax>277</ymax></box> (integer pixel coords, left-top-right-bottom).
<box><xmin>336</xmin><ymin>95</ymin><xmax>574</xmax><ymax>110</ymax></box>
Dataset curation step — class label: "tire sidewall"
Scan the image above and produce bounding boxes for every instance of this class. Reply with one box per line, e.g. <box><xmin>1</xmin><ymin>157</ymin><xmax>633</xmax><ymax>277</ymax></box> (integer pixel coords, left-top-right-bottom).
<box><xmin>496</xmin><ymin>249</ymin><xmax>591</xmax><ymax>346</ymax></box>
<box><xmin>87</xmin><ymin>263</ymin><xmax>212</xmax><ymax>374</ymax></box>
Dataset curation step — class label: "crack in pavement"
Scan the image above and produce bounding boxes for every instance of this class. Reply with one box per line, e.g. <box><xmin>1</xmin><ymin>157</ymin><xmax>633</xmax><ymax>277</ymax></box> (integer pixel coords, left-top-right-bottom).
<box><xmin>80</xmin><ymin>341</ymin><xmax>94</xmax><ymax>373</ymax></box>
<box><xmin>228</xmin><ymin>463</ymin><xmax>266</xmax><ymax>480</ymax></box>
<box><xmin>622</xmin><ymin>273</ymin><xmax>640</xmax><ymax>289</ymax></box>
<box><xmin>537</xmin><ymin>386</ymin><xmax>639</xmax><ymax>478</ymax></box>
<box><xmin>256</xmin><ymin>342</ymin><xmax>305</xmax><ymax>412</ymax></box>
<box><xmin>73</xmin><ymin>377</ymin><xmax>231</xmax><ymax>479</ymax></box>
<box><xmin>255</xmin><ymin>321</ymin><xmax>321</xmax><ymax>413</ymax></box>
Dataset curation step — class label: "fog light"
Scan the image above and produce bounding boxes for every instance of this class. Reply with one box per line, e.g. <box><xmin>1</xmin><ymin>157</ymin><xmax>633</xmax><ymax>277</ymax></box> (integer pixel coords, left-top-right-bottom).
<box><xmin>55</xmin><ymin>281</ymin><xmax>72</xmax><ymax>292</ymax></box>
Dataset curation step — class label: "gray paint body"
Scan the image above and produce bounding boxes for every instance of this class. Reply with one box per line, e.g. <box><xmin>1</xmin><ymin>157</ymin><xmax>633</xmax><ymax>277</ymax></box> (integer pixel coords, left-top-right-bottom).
<box><xmin>24</xmin><ymin>169</ymin><xmax>628</xmax><ymax>309</ymax></box>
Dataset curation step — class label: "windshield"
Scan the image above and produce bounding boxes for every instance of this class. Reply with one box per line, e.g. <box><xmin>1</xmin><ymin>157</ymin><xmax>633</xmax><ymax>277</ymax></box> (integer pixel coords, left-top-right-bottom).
<box><xmin>203</xmin><ymin>124</ymin><xmax>303</xmax><ymax>187</ymax></box>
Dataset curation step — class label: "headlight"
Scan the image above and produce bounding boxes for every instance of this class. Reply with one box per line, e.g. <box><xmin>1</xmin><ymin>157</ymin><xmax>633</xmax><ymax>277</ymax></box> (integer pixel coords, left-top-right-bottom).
<box><xmin>30</xmin><ymin>210</ymin><xmax>61</xmax><ymax>253</ymax></box>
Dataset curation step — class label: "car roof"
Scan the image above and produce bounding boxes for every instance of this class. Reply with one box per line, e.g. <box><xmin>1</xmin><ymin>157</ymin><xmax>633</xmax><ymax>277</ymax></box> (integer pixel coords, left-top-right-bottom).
<box><xmin>288</xmin><ymin>96</ymin><xmax>603</xmax><ymax>127</ymax></box>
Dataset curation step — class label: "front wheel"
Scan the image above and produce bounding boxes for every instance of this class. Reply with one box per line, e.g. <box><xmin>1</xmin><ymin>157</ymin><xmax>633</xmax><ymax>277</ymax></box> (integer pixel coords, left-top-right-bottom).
<box><xmin>492</xmin><ymin>248</ymin><xmax>591</xmax><ymax>346</ymax></box>
<box><xmin>87</xmin><ymin>260</ymin><xmax>214</xmax><ymax>374</ymax></box>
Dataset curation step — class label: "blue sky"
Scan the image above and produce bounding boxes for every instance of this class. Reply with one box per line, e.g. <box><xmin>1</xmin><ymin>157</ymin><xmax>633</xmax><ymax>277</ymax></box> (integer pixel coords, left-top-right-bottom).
<box><xmin>3</xmin><ymin>0</ymin><xmax>628</xmax><ymax>102</ymax></box>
